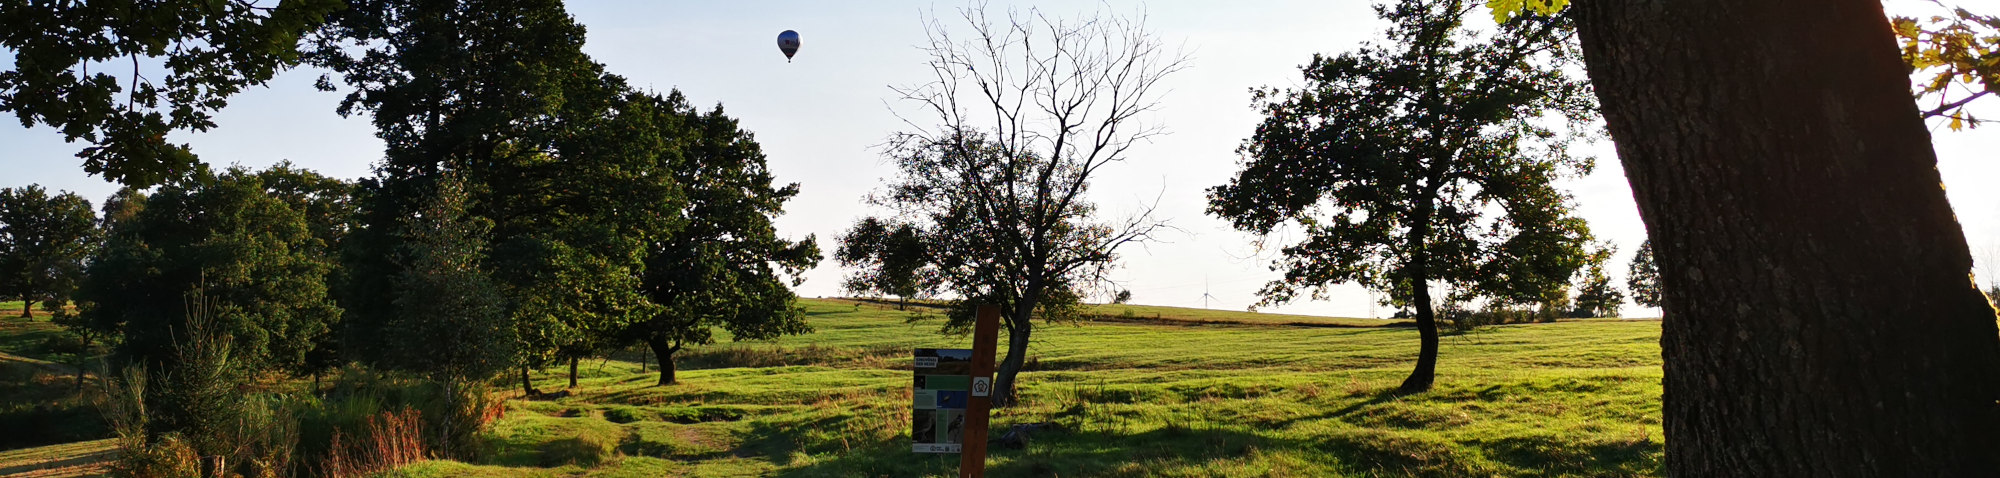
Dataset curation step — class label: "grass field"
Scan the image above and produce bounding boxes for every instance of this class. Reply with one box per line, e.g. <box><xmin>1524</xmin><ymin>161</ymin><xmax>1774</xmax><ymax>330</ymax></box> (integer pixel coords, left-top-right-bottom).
<box><xmin>0</xmin><ymin>298</ymin><xmax>1665</xmax><ymax>477</ymax></box>
<box><xmin>417</xmin><ymin>299</ymin><xmax>1662</xmax><ymax>477</ymax></box>
<box><xmin>0</xmin><ymin>301</ymin><xmax>52</xmax><ymax>320</ymax></box>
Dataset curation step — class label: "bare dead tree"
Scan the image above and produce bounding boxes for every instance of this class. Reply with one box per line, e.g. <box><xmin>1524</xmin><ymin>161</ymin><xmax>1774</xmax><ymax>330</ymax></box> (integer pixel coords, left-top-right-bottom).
<box><xmin>866</xmin><ymin>2</ymin><xmax>1188</xmax><ymax>406</ymax></box>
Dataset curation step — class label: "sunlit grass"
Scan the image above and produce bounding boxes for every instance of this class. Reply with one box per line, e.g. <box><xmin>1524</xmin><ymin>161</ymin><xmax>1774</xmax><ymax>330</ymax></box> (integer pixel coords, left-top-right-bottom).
<box><xmin>436</xmin><ymin>298</ymin><xmax>1663</xmax><ymax>477</ymax></box>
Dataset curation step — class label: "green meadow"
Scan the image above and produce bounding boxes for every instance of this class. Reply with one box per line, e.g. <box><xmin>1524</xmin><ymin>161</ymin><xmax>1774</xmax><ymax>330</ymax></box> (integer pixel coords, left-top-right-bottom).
<box><xmin>410</xmin><ymin>299</ymin><xmax>1661</xmax><ymax>477</ymax></box>
<box><xmin>0</xmin><ymin>298</ymin><xmax>1665</xmax><ymax>477</ymax></box>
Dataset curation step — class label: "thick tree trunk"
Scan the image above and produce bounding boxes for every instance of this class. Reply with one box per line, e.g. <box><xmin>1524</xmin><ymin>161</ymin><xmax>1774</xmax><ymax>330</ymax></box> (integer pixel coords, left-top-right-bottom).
<box><xmin>992</xmin><ymin>325</ymin><xmax>1031</xmax><ymax>407</ymax></box>
<box><xmin>991</xmin><ymin>299</ymin><xmax>1037</xmax><ymax>407</ymax></box>
<box><xmin>1398</xmin><ymin>195</ymin><xmax>1440</xmax><ymax>394</ymax></box>
<box><xmin>647</xmin><ymin>337</ymin><xmax>679</xmax><ymax>386</ymax></box>
<box><xmin>568</xmin><ymin>357</ymin><xmax>579</xmax><ymax>389</ymax></box>
<box><xmin>520</xmin><ymin>366</ymin><xmax>539</xmax><ymax>397</ymax></box>
<box><xmin>1399</xmin><ymin>269</ymin><xmax>1439</xmax><ymax>394</ymax></box>
<box><xmin>20</xmin><ymin>296</ymin><xmax>30</xmax><ymax>318</ymax></box>
<box><xmin>1574</xmin><ymin>0</ymin><xmax>2000</xmax><ymax>475</ymax></box>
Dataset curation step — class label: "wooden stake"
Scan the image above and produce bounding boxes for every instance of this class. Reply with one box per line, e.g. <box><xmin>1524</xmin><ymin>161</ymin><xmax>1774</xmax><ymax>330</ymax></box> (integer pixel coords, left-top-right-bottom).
<box><xmin>961</xmin><ymin>304</ymin><xmax>1000</xmax><ymax>477</ymax></box>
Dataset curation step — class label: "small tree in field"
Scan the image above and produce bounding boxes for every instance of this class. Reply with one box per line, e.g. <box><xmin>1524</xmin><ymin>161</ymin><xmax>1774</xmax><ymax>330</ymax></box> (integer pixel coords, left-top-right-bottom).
<box><xmin>836</xmin><ymin>218</ymin><xmax>938</xmax><ymax>310</ymax></box>
<box><xmin>0</xmin><ymin>185</ymin><xmax>98</xmax><ymax>318</ymax></box>
<box><xmin>1625</xmin><ymin>240</ymin><xmax>1662</xmax><ymax>310</ymax></box>
<box><xmin>1208</xmin><ymin>0</ymin><xmax>1597</xmax><ymax>393</ymax></box>
<box><xmin>1570</xmin><ymin>245</ymin><xmax>1624</xmax><ymax>318</ymax></box>
<box><xmin>855</xmin><ymin>4</ymin><xmax>1186</xmax><ymax>406</ymax></box>
<box><xmin>385</xmin><ymin>173</ymin><xmax>514</xmax><ymax>385</ymax></box>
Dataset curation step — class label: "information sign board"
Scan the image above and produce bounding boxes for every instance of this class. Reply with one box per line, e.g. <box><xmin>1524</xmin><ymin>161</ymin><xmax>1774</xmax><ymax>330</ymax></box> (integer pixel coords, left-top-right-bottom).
<box><xmin>913</xmin><ymin>348</ymin><xmax>973</xmax><ymax>453</ymax></box>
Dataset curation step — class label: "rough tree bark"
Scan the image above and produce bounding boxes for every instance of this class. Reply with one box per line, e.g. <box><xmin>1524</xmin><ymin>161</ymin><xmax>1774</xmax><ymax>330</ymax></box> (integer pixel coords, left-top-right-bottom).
<box><xmin>1573</xmin><ymin>0</ymin><xmax>2000</xmax><ymax>474</ymax></box>
<box><xmin>568</xmin><ymin>357</ymin><xmax>579</xmax><ymax>389</ymax></box>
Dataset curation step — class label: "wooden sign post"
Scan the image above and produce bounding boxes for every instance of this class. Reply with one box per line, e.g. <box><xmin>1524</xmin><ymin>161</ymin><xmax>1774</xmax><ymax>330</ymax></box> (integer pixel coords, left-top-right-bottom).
<box><xmin>961</xmin><ymin>304</ymin><xmax>1000</xmax><ymax>477</ymax></box>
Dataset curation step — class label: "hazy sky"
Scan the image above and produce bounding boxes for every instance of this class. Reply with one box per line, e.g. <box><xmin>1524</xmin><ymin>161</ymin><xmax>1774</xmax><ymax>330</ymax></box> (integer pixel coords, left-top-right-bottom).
<box><xmin>3</xmin><ymin>1</ymin><xmax>1995</xmax><ymax>318</ymax></box>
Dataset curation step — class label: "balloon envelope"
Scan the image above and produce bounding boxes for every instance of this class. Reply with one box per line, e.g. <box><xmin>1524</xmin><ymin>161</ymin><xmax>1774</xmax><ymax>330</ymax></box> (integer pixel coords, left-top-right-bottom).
<box><xmin>777</xmin><ymin>30</ymin><xmax>800</xmax><ymax>61</ymax></box>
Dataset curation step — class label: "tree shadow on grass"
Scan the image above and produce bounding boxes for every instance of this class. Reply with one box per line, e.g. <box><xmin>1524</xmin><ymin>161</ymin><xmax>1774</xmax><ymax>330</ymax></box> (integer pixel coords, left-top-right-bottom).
<box><xmin>1479</xmin><ymin>434</ymin><xmax>1662</xmax><ymax>477</ymax></box>
<box><xmin>726</xmin><ymin>391</ymin><xmax>1662</xmax><ymax>477</ymax></box>
<box><xmin>746</xmin><ymin>423</ymin><xmax>1310</xmax><ymax>478</ymax></box>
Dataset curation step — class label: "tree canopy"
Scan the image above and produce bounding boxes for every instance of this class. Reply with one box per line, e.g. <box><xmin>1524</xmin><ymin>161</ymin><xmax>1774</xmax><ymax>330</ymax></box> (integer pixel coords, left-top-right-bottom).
<box><xmin>629</xmin><ymin>94</ymin><xmax>821</xmax><ymax>386</ymax></box>
<box><xmin>1569</xmin><ymin>244</ymin><xmax>1623</xmax><ymax>318</ymax></box>
<box><xmin>1208</xmin><ymin>0</ymin><xmax>1597</xmax><ymax>393</ymax></box>
<box><xmin>835</xmin><ymin>217</ymin><xmax>938</xmax><ymax>310</ymax></box>
<box><xmin>0</xmin><ymin>0</ymin><xmax>343</xmax><ymax>186</ymax></box>
<box><xmin>80</xmin><ymin>166</ymin><xmax>340</xmax><ymax>375</ymax></box>
<box><xmin>1891</xmin><ymin>1</ymin><xmax>2000</xmax><ymax>130</ymax></box>
<box><xmin>0</xmin><ymin>185</ymin><xmax>99</xmax><ymax>318</ymax></box>
<box><xmin>311</xmin><ymin>0</ymin><xmax>676</xmax><ymax>389</ymax></box>
<box><xmin>1626</xmin><ymin>239</ymin><xmax>1661</xmax><ymax>309</ymax></box>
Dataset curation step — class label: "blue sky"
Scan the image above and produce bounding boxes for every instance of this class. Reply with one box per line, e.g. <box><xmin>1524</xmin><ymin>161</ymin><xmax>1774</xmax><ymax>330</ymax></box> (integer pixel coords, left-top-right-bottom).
<box><xmin>4</xmin><ymin>1</ymin><xmax>1995</xmax><ymax>318</ymax></box>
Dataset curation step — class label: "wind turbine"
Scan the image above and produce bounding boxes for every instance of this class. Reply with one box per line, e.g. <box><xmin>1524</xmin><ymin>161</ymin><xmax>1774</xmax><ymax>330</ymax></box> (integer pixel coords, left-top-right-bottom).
<box><xmin>1201</xmin><ymin>276</ymin><xmax>1218</xmax><ymax>309</ymax></box>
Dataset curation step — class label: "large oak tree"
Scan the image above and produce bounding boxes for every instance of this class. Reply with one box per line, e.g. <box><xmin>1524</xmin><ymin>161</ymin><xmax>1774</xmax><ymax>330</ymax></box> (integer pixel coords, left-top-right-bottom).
<box><xmin>1210</xmin><ymin>0</ymin><xmax>1597</xmax><ymax>393</ymax></box>
<box><xmin>627</xmin><ymin>93</ymin><xmax>820</xmax><ymax>386</ymax></box>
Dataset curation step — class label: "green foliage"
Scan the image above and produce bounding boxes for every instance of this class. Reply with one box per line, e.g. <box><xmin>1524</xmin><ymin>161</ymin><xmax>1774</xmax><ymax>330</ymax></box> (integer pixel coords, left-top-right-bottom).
<box><xmin>0</xmin><ymin>185</ymin><xmax>99</xmax><ymax>318</ymax></box>
<box><xmin>257</xmin><ymin>163</ymin><xmax>355</xmax><ymax>378</ymax></box>
<box><xmin>1209</xmin><ymin>0</ymin><xmax>1596</xmax><ymax>391</ymax></box>
<box><xmin>1487</xmin><ymin>0</ymin><xmax>1570</xmax><ymax>24</ymax></box>
<box><xmin>300</xmin><ymin>370</ymin><xmax>503</xmax><ymax>466</ymax></box>
<box><xmin>142</xmin><ymin>291</ymin><xmax>243</xmax><ymax>457</ymax></box>
<box><xmin>381</xmin><ymin>174</ymin><xmax>515</xmax><ymax>383</ymax></box>
<box><xmin>629</xmin><ymin>94</ymin><xmax>821</xmax><ymax>383</ymax></box>
<box><xmin>80</xmin><ymin>166</ymin><xmax>341</xmax><ymax>376</ymax></box>
<box><xmin>1569</xmin><ymin>244</ymin><xmax>1624</xmax><ymax>318</ymax></box>
<box><xmin>1211</xmin><ymin>0</ymin><xmax>1596</xmax><ymax>312</ymax></box>
<box><xmin>1625</xmin><ymin>240</ymin><xmax>1662</xmax><ymax>309</ymax></box>
<box><xmin>314</xmin><ymin>0</ymin><xmax>679</xmax><ymax>381</ymax></box>
<box><xmin>1893</xmin><ymin>1</ymin><xmax>2000</xmax><ymax>130</ymax></box>
<box><xmin>0</xmin><ymin>0</ymin><xmax>345</xmax><ymax>186</ymax></box>
<box><xmin>835</xmin><ymin>217</ymin><xmax>938</xmax><ymax>308</ymax></box>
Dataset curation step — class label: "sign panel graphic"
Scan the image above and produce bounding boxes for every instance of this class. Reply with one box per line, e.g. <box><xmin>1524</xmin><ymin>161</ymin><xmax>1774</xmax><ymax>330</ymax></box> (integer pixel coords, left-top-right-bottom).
<box><xmin>913</xmin><ymin>348</ymin><xmax>974</xmax><ymax>453</ymax></box>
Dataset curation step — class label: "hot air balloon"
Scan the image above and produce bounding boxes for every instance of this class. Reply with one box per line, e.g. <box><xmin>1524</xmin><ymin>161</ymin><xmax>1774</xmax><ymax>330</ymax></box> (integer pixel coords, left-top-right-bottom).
<box><xmin>777</xmin><ymin>30</ymin><xmax>800</xmax><ymax>62</ymax></box>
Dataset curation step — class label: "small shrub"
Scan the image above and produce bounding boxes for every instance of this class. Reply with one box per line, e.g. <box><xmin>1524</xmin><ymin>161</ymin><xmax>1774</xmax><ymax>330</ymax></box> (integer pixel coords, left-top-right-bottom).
<box><xmin>108</xmin><ymin>433</ymin><xmax>202</xmax><ymax>478</ymax></box>
<box><xmin>233</xmin><ymin>395</ymin><xmax>305</xmax><ymax>478</ymax></box>
<box><xmin>299</xmin><ymin>372</ymin><xmax>502</xmax><ymax>475</ymax></box>
<box><xmin>323</xmin><ymin>407</ymin><xmax>427</xmax><ymax>477</ymax></box>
